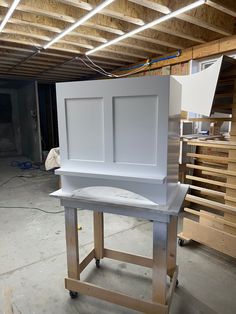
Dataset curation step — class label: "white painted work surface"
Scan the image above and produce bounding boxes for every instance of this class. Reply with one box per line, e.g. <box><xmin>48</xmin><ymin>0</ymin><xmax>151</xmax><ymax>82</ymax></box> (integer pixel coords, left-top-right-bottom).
<box><xmin>51</xmin><ymin>184</ymin><xmax>189</xmax><ymax>220</ymax></box>
<box><xmin>56</xmin><ymin>75</ymin><xmax>181</xmax><ymax>204</ymax></box>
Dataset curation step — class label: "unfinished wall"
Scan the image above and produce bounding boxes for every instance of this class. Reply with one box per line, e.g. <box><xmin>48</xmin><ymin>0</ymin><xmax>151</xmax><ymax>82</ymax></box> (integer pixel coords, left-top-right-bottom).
<box><xmin>130</xmin><ymin>62</ymin><xmax>189</xmax><ymax>77</ymax></box>
<box><xmin>18</xmin><ymin>82</ymin><xmax>41</xmax><ymax>162</ymax></box>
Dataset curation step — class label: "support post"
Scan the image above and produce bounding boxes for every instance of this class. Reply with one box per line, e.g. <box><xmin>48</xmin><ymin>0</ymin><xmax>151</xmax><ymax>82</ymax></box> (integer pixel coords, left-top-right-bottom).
<box><xmin>65</xmin><ymin>207</ymin><xmax>80</xmax><ymax>279</ymax></box>
<box><xmin>94</xmin><ymin>212</ymin><xmax>104</xmax><ymax>259</ymax></box>
<box><xmin>167</xmin><ymin>216</ymin><xmax>177</xmax><ymax>278</ymax></box>
<box><xmin>153</xmin><ymin>221</ymin><xmax>168</xmax><ymax>304</ymax></box>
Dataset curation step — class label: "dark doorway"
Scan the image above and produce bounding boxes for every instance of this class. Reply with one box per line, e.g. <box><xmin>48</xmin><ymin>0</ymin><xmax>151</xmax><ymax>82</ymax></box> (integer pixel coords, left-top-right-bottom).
<box><xmin>38</xmin><ymin>84</ymin><xmax>59</xmax><ymax>152</ymax></box>
<box><xmin>0</xmin><ymin>93</ymin><xmax>16</xmax><ymax>155</ymax></box>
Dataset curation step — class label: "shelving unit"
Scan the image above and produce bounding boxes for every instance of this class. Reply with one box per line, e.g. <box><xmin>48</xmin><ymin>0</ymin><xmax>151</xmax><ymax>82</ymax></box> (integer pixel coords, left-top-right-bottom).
<box><xmin>179</xmin><ymin>139</ymin><xmax>236</xmax><ymax>258</ymax></box>
<box><xmin>178</xmin><ymin>57</ymin><xmax>236</xmax><ymax>258</ymax></box>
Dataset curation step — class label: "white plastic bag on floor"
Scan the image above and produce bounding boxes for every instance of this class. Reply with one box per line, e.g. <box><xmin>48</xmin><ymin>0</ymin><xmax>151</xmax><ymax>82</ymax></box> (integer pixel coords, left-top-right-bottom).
<box><xmin>45</xmin><ymin>147</ymin><xmax>60</xmax><ymax>170</ymax></box>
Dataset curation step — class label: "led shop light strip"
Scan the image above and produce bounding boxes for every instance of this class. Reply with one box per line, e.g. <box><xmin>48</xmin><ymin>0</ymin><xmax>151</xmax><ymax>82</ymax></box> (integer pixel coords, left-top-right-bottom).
<box><xmin>0</xmin><ymin>0</ymin><xmax>21</xmax><ymax>32</ymax></box>
<box><xmin>86</xmin><ymin>0</ymin><xmax>205</xmax><ymax>55</ymax></box>
<box><xmin>43</xmin><ymin>0</ymin><xmax>114</xmax><ymax>49</ymax></box>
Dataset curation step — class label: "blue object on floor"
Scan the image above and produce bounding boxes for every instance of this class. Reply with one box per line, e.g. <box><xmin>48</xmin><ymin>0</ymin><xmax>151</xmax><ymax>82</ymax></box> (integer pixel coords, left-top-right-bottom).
<box><xmin>10</xmin><ymin>161</ymin><xmax>40</xmax><ymax>170</ymax></box>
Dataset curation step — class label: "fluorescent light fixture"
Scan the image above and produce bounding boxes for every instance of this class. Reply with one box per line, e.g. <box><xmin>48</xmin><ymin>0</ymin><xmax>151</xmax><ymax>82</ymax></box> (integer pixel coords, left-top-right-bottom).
<box><xmin>86</xmin><ymin>0</ymin><xmax>205</xmax><ymax>55</ymax></box>
<box><xmin>0</xmin><ymin>0</ymin><xmax>21</xmax><ymax>32</ymax></box>
<box><xmin>44</xmin><ymin>0</ymin><xmax>114</xmax><ymax>49</ymax></box>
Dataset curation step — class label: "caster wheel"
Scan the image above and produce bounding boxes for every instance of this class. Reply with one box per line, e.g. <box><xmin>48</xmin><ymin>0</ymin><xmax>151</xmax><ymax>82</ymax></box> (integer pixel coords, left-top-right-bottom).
<box><xmin>69</xmin><ymin>291</ymin><xmax>78</xmax><ymax>299</ymax></box>
<box><xmin>95</xmin><ymin>259</ymin><xmax>100</xmax><ymax>268</ymax></box>
<box><xmin>170</xmin><ymin>277</ymin><xmax>179</xmax><ymax>287</ymax></box>
<box><xmin>178</xmin><ymin>238</ymin><xmax>185</xmax><ymax>247</ymax></box>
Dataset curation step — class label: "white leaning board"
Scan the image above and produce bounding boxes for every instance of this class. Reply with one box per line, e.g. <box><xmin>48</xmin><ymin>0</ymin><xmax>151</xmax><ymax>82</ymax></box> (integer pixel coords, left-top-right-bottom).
<box><xmin>175</xmin><ymin>56</ymin><xmax>223</xmax><ymax>116</ymax></box>
<box><xmin>55</xmin><ymin>76</ymin><xmax>181</xmax><ymax>204</ymax></box>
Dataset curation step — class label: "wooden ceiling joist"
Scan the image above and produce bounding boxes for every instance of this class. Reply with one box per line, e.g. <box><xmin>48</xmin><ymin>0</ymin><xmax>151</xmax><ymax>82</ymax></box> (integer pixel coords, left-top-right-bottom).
<box><xmin>39</xmin><ymin>72</ymin><xmax>87</xmax><ymax>79</ymax></box>
<box><xmin>169</xmin><ymin>0</ymin><xmax>234</xmax><ymax>36</ymax></box>
<box><xmin>206</xmin><ymin>0</ymin><xmax>236</xmax><ymax>18</ymax></box>
<box><xmin>10</xmin><ymin>64</ymin><xmax>50</xmax><ymax>72</ymax></box>
<box><xmin>40</xmin><ymin>75</ymin><xmax>87</xmax><ymax>82</ymax></box>
<box><xmin>26</xmin><ymin>56</ymin><xmax>69</xmax><ymax>65</ymax></box>
<box><xmin>48</xmin><ymin>62</ymin><xmax>101</xmax><ymax>73</ymax></box>
<box><xmin>0</xmin><ymin>66</ymin><xmax>12</xmax><ymax>71</ymax></box>
<box><xmin>49</xmin><ymin>69</ymin><xmax>93</xmax><ymax>77</ymax></box>
<box><xmin>76</xmin><ymin>57</ymin><xmax>125</xmax><ymax>67</ymax></box>
<box><xmin>0</xmin><ymin>59</ymin><xmax>19</xmax><ymax>65</ymax></box>
<box><xmin>82</xmin><ymin>48</ymin><xmax>137</xmax><ymax>63</ymax></box>
<box><xmin>1</xmin><ymin>24</ymin><xmax>96</xmax><ymax>50</ymax></box>
<box><xmin>0</xmin><ymin>0</ymin><xmax>225</xmax><ymax>45</ymax></box>
<box><xmin>0</xmin><ymin>43</ymin><xmax>33</xmax><ymax>53</ymax></box>
<box><xmin>63</xmin><ymin>62</ymin><xmax>113</xmax><ymax>71</ymax></box>
<box><xmin>0</xmin><ymin>0</ymin><xmax>235</xmax><ymax>82</ymax></box>
<box><xmin>0</xmin><ymin>11</ymin><xmax>188</xmax><ymax>56</ymax></box>
<box><xmin>57</xmin><ymin>0</ymin><xmax>146</xmax><ymax>26</ymax></box>
<box><xmin>91</xmin><ymin>47</ymin><xmax>143</xmax><ymax>61</ymax></box>
<box><xmin>0</xmin><ymin>34</ymin><xmax>41</xmax><ymax>48</ymax></box>
<box><xmin>128</xmin><ymin>0</ymin><xmax>170</xmax><ymax>14</ymax></box>
<box><xmin>0</xmin><ymin>58</ymin><xmax>23</xmax><ymax>65</ymax></box>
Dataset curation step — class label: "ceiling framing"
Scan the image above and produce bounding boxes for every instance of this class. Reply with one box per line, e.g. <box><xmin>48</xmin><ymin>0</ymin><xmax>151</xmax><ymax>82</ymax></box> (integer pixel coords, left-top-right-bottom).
<box><xmin>0</xmin><ymin>0</ymin><xmax>235</xmax><ymax>83</ymax></box>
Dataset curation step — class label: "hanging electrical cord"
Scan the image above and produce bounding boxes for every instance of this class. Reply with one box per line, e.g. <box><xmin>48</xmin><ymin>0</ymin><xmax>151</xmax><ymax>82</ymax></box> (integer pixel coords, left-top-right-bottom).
<box><xmin>82</xmin><ymin>49</ymin><xmax>181</xmax><ymax>78</ymax></box>
<box><xmin>0</xmin><ymin>206</ymin><xmax>64</xmax><ymax>214</ymax></box>
<box><xmin>79</xmin><ymin>57</ymin><xmax>113</xmax><ymax>77</ymax></box>
<box><xmin>112</xmin><ymin>62</ymin><xmax>149</xmax><ymax>77</ymax></box>
<box><xmin>77</xmin><ymin>57</ymin><xmax>148</xmax><ymax>78</ymax></box>
<box><xmin>117</xmin><ymin>50</ymin><xmax>181</xmax><ymax>72</ymax></box>
<box><xmin>84</xmin><ymin>55</ymin><xmax>113</xmax><ymax>76</ymax></box>
<box><xmin>82</xmin><ymin>55</ymin><xmax>150</xmax><ymax>78</ymax></box>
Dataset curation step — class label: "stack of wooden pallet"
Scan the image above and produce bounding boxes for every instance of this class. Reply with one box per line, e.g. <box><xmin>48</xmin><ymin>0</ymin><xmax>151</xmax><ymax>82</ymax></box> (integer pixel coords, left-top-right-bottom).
<box><xmin>179</xmin><ymin>139</ymin><xmax>236</xmax><ymax>257</ymax></box>
<box><xmin>179</xmin><ymin>59</ymin><xmax>236</xmax><ymax>258</ymax></box>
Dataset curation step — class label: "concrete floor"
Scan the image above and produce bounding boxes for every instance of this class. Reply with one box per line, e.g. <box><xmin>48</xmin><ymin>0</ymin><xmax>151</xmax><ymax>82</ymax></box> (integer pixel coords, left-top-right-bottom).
<box><xmin>0</xmin><ymin>157</ymin><xmax>236</xmax><ymax>314</ymax></box>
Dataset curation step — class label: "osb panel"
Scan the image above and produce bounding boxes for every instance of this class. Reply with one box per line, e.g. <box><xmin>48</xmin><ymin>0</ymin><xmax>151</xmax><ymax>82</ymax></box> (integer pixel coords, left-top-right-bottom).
<box><xmin>170</xmin><ymin>62</ymin><xmax>189</xmax><ymax>75</ymax></box>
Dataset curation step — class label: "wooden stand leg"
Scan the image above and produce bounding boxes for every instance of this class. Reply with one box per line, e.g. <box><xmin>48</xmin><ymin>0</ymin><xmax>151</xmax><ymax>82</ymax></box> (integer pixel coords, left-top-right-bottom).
<box><xmin>93</xmin><ymin>212</ymin><xmax>104</xmax><ymax>259</ymax></box>
<box><xmin>167</xmin><ymin>216</ymin><xmax>177</xmax><ymax>278</ymax></box>
<box><xmin>153</xmin><ymin>221</ymin><xmax>168</xmax><ymax>305</ymax></box>
<box><xmin>65</xmin><ymin>207</ymin><xmax>80</xmax><ymax>279</ymax></box>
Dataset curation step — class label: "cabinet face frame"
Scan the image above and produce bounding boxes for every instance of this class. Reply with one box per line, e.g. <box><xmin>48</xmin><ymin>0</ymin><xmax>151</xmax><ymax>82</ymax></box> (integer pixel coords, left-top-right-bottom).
<box><xmin>56</xmin><ymin>76</ymin><xmax>172</xmax><ymax>176</ymax></box>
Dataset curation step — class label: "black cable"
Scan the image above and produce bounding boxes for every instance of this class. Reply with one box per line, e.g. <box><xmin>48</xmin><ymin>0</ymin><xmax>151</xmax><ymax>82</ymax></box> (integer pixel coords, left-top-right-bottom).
<box><xmin>0</xmin><ymin>176</ymin><xmax>20</xmax><ymax>188</ymax></box>
<box><xmin>0</xmin><ymin>206</ymin><xmax>64</xmax><ymax>214</ymax></box>
<box><xmin>0</xmin><ymin>173</ymin><xmax>54</xmax><ymax>188</ymax></box>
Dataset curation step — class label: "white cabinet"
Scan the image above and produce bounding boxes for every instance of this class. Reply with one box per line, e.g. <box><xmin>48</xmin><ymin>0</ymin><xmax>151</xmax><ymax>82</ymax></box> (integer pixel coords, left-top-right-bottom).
<box><xmin>56</xmin><ymin>75</ymin><xmax>181</xmax><ymax>204</ymax></box>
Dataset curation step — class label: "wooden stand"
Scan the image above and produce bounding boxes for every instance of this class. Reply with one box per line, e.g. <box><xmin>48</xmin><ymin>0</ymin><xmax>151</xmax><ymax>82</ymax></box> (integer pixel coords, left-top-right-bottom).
<box><xmin>52</xmin><ymin>185</ymin><xmax>188</xmax><ymax>314</ymax></box>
